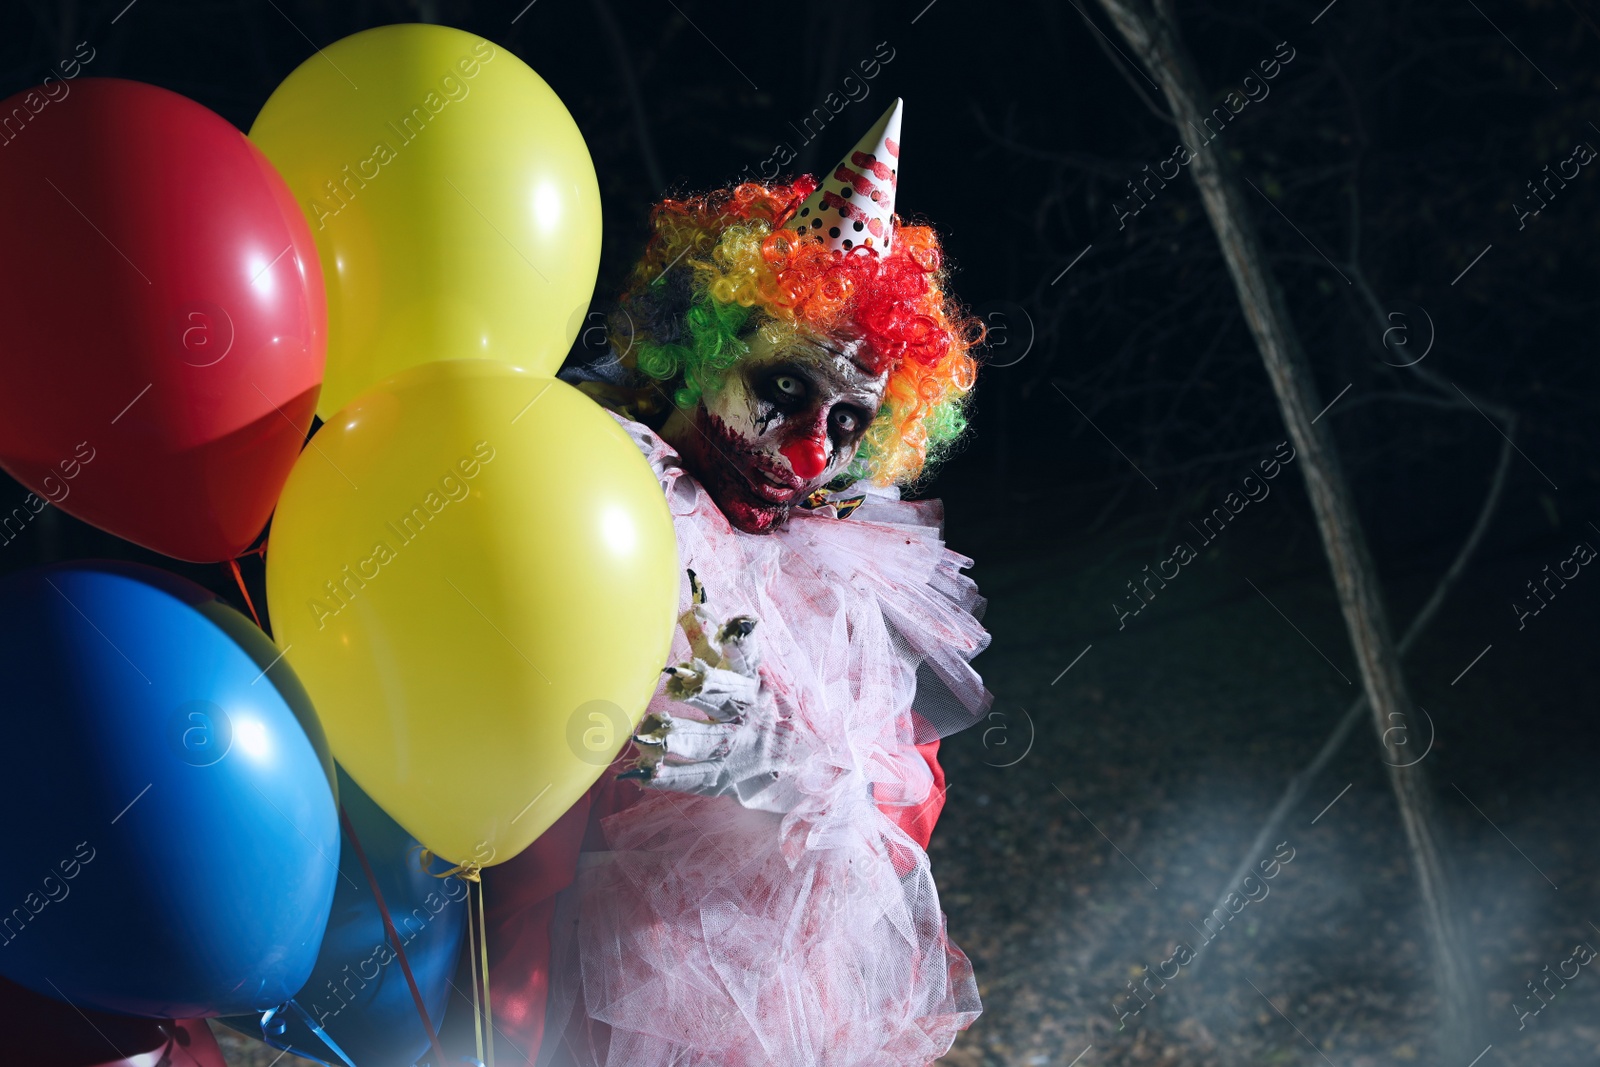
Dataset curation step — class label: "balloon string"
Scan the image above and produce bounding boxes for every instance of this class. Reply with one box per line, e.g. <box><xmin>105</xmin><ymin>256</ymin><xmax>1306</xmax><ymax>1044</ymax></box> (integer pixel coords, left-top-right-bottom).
<box><xmin>477</xmin><ymin>877</ymin><xmax>496</xmax><ymax>1067</ymax></box>
<box><xmin>225</xmin><ymin>556</ymin><xmax>263</xmax><ymax>630</ymax></box>
<box><xmin>338</xmin><ymin>804</ymin><xmax>450</xmax><ymax>1067</ymax></box>
<box><xmin>258</xmin><ymin>1001</ymin><xmax>360</xmax><ymax>1067</ymax></box>
<box><xmin>255</xmin><ymin>1004</ymin><xmax>283</xmax><ymax>1049</ymax></box>
<box><xmin>465</xmin><ymin>876</ymin><xmax>485</xmax><ymax>1067</ymax></box>
<box><xmin>412</xmin><ymin>847</ymin><xmax>493</xmax><ymax>1065</ymax></box>
<box><xmin>285</xmin><ymin>998</ymin><xmax>360</xmax><ymax>1067</ymax></box>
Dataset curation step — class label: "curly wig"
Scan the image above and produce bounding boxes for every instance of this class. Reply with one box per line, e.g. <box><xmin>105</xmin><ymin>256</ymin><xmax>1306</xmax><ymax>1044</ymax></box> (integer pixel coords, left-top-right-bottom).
<box><xmin>609</xmin><ymin>176</ymin><xmax>981</xmax><ymax>487</ymax></box>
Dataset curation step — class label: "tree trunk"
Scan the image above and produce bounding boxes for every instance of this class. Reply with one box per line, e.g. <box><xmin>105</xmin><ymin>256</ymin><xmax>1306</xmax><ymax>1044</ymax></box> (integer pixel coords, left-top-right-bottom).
<box><xmin>1090</xmin><ymin>0</ymin><xmax>1482</xmax><ymax>1058</ymax></box>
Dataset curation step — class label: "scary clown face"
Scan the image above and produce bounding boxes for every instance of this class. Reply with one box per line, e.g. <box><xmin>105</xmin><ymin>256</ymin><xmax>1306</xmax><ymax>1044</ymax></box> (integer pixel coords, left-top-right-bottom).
<box><xmin>660</xmin><ymin>323</ymin><xmax>890</xmax><ymax>534</ymax></box>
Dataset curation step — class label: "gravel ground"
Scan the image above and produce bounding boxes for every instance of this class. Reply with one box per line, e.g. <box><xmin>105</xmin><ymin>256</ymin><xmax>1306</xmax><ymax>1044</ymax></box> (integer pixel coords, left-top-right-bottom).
<box><xmin>928</xmin><ymin>487</ymin><xmax>1600</xmax><ymax>1067</ymax></box>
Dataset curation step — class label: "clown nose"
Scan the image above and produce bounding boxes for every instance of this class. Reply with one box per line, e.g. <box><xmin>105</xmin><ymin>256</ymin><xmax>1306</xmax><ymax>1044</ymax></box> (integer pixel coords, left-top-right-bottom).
<box><xmin>781</xmin><ymin>438</ymin><xmax>829</xmax><ymax>480</ymax></box>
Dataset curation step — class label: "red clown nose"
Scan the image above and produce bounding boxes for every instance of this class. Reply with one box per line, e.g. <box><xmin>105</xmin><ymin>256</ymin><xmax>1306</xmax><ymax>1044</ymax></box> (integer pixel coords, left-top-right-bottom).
<box><xmin>781</xmin><ymin>437</ymin><xmax>829</xmax><ymax>481</ymax></box>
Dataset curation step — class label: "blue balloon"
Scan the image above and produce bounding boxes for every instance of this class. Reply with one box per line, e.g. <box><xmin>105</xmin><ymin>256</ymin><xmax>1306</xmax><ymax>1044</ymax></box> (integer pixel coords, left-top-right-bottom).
<box><xmin>0</xmin><ymin>561</ymin><xmax>338</xmax><ymax>1017</ymax></box>
<box><xmin>221</xmin><ymin>767</ymin><xmax>470</xmax><ymax>1067</ymax></box>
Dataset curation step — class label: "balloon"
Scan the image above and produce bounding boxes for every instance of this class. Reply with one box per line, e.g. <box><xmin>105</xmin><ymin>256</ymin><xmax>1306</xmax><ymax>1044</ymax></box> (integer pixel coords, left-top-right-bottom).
<box><xmin>0</xmin><ymin>78</ymin><xmax>325</xmax><ymax>563</ymax></box>
<box><xmin>249</xmin><ymin>24</ymin><xmax>603</xmax><ymax>418</ymax></box>
<box><xmin>0</xmin><ymin>976</ymin><xmax>224</xmax><ymax>1067</ymax></box>
<box><xmin>265</xmin><ymin>360</ymin><xmax>678</xmax><ymax>866</ymax></box>
<box><xmin>0</xmin><ymin>562</ymin><xmax>339</xmax><ymax>1017</ymax></box>
<box><xmin>219</xmin><ymin>766</ymin><xmax>468</xmax><ymax>1066</ymax></box>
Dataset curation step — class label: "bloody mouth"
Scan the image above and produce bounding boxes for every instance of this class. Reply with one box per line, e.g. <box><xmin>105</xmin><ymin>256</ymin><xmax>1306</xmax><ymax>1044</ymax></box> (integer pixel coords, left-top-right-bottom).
<box><xmin>745</xmin><ymin>466</ymin><xmax>801</xmax><ymax>503</ymax></box>
<box><xmin>688</xmin><ymin>410</ymin><xmax>803</xmax><ymax>533</ymax></box>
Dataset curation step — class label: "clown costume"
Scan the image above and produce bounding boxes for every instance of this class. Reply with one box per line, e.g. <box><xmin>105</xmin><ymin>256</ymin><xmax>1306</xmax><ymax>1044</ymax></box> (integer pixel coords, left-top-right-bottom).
<box><xmin>453</xmin><ymin>99</ymin><xmax>993</xmax><ymax>1067</ymax></box>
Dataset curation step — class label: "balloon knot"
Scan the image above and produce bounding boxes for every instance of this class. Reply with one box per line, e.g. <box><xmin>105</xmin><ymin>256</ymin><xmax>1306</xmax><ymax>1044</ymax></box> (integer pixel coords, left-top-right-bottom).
<box><xmin>413</xmin><ymin>846</ymin><xmax>483</xmax><ymax>882</ymax></box>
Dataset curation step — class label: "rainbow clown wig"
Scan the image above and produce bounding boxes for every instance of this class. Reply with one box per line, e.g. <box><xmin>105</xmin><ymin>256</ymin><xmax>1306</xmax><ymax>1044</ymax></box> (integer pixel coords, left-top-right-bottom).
<box><xmin>606</xmin><ymin>100</ymin><xmax>981</xmax><ymax>489</ymax></box>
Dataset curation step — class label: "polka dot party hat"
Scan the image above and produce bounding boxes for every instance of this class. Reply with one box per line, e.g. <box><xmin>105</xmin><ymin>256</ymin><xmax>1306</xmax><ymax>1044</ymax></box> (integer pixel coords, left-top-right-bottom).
<box><xmin>786</xmin><ymin>98</ymin><xmax>903</xmax><ymax>254</ymax></box>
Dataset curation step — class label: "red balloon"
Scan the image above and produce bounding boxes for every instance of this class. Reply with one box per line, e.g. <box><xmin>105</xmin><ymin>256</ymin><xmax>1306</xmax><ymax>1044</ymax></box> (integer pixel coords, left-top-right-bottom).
<box><xmin>0</xmin><ymin>77</ymin><xmax>324</xmax><ymax>562</ymax></box>
<box><xmin>0</xmin><ymin>976</ymin><xmax>225</xmax><ymax>1066</ymax></box>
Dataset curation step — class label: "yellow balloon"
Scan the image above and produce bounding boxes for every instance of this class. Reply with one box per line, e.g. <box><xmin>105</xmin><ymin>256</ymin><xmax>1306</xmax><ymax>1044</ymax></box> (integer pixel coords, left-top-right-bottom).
<box><xmin>248</xmin><ymin>24</ymin><xmax>603</xmax><ymax>418</ymax></box>
<box><xmin>265</xmin><ymin>361</ymin><xmax>678</xmax><ymax>866</ymax></box>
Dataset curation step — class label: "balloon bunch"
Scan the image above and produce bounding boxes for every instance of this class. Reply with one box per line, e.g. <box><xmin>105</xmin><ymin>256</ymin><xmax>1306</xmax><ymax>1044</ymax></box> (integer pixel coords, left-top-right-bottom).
<box><xmin>0</xmin><ymin>23</ymin><xmax>678</xmax><ymax>1067</ymax></box>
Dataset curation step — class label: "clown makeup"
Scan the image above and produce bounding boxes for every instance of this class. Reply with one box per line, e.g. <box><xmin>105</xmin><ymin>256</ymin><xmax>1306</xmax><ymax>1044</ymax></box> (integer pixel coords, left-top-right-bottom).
<box><xmin>660</xmin><ymin>324</ymin><xmax>889</xmax><ymax>534</ymax></box>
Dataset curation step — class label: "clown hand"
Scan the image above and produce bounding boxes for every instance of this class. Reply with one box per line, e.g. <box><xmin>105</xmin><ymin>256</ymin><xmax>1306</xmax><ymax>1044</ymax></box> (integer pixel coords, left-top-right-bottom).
<box><xmin>620</xmin><ymin>573</ymin><xmax>804</xmax><ymax>813</ymax></box>
<box><xmin>622</xmin><ymin>705</ymin><xmax>806</xmax><ymax>814</ymax></box>
<box><xmin>659</xmin><ymin>568</ymin><xmax>762</xmax><ymax>722</ymax></box>
<box><xmin>665</xmin><ymin>566</ymin><xmax>758</xmax><ymax>694</ymax></box>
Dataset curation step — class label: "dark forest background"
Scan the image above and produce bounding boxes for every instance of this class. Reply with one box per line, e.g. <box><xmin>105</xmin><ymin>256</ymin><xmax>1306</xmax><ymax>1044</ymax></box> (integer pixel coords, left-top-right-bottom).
<box><xmin>3</xmin><ymin>1</ymin><xmax>1599</xmax><ymax>1065</ymax></box>
<box><xmin>5</xmin><ymin>0</ymin><xmax>1598</xmax><ymax>574</ymax></box>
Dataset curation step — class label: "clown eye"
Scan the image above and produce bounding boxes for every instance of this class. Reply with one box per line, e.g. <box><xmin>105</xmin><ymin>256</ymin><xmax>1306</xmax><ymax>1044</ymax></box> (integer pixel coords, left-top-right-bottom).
<box><xmin>763</xmin><ymin>371</ymin><xmax>809</xmax><ymax>408</ymax></box>
<box><xmin>831</xmin><ymin>407</ymin><xmax>865</xmax><ymax>434</ymax></box>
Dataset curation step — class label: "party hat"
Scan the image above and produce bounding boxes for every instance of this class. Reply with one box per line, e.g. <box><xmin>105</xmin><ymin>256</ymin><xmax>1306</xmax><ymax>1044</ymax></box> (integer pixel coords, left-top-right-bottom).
<box><xmin>786</xmin><ymin>98</ymin><xmax>903</xmax><ymax>254</ymax></box>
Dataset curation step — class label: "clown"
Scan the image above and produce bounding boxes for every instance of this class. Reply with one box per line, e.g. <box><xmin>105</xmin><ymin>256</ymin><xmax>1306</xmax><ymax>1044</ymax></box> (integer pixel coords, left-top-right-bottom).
<box><xmin>461</xmin><ymin>100</ymin><xmax>992</xmax><ymax>1067</ymax></box>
